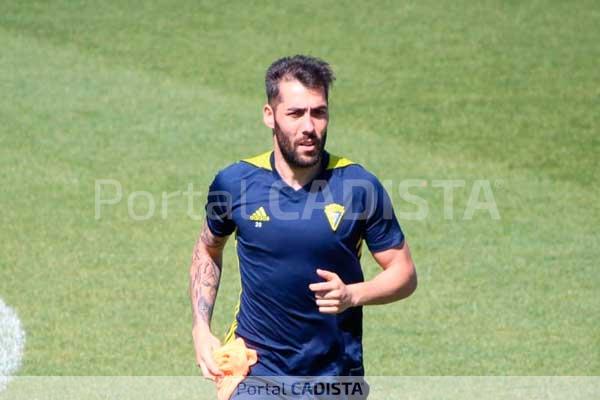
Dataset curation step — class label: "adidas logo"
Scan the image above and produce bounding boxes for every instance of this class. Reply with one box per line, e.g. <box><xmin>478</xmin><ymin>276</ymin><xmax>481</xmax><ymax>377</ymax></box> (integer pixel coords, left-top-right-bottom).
<box><xmin>249</xmin><ymin>206</ymin><xmax>270</xmax><ymax>222</ymax></box>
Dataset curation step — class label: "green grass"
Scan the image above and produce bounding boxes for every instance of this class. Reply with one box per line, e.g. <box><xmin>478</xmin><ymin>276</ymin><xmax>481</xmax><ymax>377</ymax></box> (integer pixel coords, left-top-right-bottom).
<box><xmin>0</xmin><ymin>0</ymin><xmax>598</xmax><ymax>377</ymax></box>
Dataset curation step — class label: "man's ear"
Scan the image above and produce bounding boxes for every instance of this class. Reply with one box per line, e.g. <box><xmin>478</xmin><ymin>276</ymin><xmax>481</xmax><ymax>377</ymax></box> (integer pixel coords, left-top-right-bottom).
<box><xmin>263</xmin><ymin>103</ymin><xmax>275</xmax><ymax>129</ymax></box>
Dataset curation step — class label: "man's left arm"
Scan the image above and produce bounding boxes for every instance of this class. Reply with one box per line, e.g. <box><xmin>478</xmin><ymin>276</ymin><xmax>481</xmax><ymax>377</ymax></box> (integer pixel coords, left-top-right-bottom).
<box><xmin>309</xmin><ymin>240</ymin><xmax>417</xmax><ymax>314</ymax></box>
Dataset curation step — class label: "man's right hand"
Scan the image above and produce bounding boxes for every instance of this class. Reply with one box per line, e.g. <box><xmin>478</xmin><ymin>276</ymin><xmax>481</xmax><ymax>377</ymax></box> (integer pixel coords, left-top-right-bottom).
<box><xmin>192</xmin><ymin>326</ymin><xmax>223</xmax><ymax>380</ymax></box>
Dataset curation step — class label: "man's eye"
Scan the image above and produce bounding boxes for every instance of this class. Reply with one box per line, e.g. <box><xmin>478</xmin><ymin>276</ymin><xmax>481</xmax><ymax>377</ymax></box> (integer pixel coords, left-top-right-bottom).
<box><xmin>288</xmin><ymin>111</ymin><xmax>303</xmax><ymax>118</ymax></box>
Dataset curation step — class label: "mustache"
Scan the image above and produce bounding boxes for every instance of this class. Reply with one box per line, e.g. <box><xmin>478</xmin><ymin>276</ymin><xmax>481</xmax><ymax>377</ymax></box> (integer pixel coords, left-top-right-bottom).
<box><xmin>296</xmin><ymin>132</ymin><xmax>322</xmax><ymax>146</ymax></box>
<box><xmin>297</xmin><ymin>137</ymin><xmax>318</xmax><ymax>146</ymax></box>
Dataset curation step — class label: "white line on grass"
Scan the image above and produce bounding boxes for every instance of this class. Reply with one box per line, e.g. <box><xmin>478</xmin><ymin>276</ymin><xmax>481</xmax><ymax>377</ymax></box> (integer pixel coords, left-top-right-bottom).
<box><xmin>0</xmin><ymin>298</ymin><xmax>25</xmax><ymax>393</ymax></box>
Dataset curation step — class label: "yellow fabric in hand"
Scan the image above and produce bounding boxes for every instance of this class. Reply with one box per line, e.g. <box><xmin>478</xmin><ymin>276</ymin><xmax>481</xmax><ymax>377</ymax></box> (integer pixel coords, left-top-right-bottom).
<box><xmin>212</xmin><ymin>338</ymin><xmax>258</xmax><ymax>400</ymax></box>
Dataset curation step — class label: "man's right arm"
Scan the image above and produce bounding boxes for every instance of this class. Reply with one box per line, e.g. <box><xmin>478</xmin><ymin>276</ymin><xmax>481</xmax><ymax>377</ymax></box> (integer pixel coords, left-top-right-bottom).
<box><xmin>189</xmin><ymin>222</ymin><xmax>229</xmax><ymax>380</ymax></box>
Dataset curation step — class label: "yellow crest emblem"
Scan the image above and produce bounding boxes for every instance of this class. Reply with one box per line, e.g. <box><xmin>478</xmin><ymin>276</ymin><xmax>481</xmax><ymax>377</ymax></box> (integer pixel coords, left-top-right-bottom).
<box><xmin>324</xmin><ymin>203</ymin><xmax>345</xmax><ymax>231</ymax></box>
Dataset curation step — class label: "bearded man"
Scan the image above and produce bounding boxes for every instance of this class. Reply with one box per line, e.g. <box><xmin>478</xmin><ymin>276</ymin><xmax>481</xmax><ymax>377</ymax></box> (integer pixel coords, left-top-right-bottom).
<box><xmin>189</xmin><ymin>55</ymin><xmax>417</xmax><ymax>398</ymax></box>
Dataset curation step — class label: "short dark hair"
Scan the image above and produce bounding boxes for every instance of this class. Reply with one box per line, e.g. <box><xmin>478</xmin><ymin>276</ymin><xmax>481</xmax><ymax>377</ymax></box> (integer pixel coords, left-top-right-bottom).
<box><xmin>265</xmin><ymin>55</ymin><xmax>335</xmax><ymax>106</ymax></box>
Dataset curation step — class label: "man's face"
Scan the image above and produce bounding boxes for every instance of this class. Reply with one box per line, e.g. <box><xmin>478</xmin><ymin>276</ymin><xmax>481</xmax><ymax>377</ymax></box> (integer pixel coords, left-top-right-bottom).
<box><xmin>265</xmin><ymin>79</ymin><xmax>329</xmax><ymax>168</ymax></box>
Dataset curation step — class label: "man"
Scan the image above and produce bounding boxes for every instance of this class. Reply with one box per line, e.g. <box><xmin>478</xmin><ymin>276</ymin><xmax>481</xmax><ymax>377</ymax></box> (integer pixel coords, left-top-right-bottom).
<box><xmin>189</xmin><ymin>55</ymin><xmax>417</xmax><ymax>395</ymax></box>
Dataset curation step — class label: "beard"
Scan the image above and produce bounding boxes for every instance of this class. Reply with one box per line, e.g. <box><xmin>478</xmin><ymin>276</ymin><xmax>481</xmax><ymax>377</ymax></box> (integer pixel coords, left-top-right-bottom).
<box><xmin>273</xmin><ymin>120</ymin><xmax>327</xmax><ymax>169</ymax></box>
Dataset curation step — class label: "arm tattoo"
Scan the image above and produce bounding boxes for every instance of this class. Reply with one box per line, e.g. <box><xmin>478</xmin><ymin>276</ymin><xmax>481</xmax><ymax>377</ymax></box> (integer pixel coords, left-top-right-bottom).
<box><xmin>190</xmin><ymin>223</ymin><xmax>226</xmax><ymax>328</ymax></box>
<box><xmin>200</xmin><ymin>223</ymin><xmax>228</xmax><ymax>249</ymax></box>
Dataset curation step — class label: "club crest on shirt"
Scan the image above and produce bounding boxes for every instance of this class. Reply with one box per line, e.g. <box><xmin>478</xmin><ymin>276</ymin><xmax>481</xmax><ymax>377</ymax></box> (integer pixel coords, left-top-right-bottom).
<box><xmin>324</xmin><ymin>203</ymin><xmax>345</xmax><ymax>231</ymax></box>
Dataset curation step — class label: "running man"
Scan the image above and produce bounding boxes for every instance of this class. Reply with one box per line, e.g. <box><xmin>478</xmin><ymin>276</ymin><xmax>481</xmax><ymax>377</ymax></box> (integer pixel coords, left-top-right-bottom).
<box><xmin>189</xmin><ymin>55</ymin><xmax>417</xmax><ymax>395</ymax></box>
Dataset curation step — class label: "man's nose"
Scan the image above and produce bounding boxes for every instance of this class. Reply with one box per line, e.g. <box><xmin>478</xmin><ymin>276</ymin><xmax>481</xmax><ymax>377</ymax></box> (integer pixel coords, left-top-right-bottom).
<box><xmin>301</xmin><ymin>113</ymin><xmax>316</xmax><ymax>133</ymax></box>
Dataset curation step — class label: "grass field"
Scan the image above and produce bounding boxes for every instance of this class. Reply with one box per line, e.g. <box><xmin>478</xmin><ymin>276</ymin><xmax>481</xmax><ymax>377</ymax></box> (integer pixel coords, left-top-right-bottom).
<box><xmin>0</xmin><ymin>0</ymin><xmax>599</xmax><ymax>378</ymax></box>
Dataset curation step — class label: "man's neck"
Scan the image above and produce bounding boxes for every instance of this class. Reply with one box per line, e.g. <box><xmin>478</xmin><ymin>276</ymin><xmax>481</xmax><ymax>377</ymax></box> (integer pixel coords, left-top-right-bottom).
<box><xmin>272</xmin><ymin>148</ymin><xmax>324</xmax><ymax>190</ymax></box>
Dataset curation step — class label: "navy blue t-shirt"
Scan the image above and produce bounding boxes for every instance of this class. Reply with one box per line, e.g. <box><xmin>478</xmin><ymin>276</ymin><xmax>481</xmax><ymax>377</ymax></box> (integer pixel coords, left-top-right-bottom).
<box><xmin>205</xmin><ymin>151</ymin><xmax>404</xmax><ymax>376</ymax></box>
